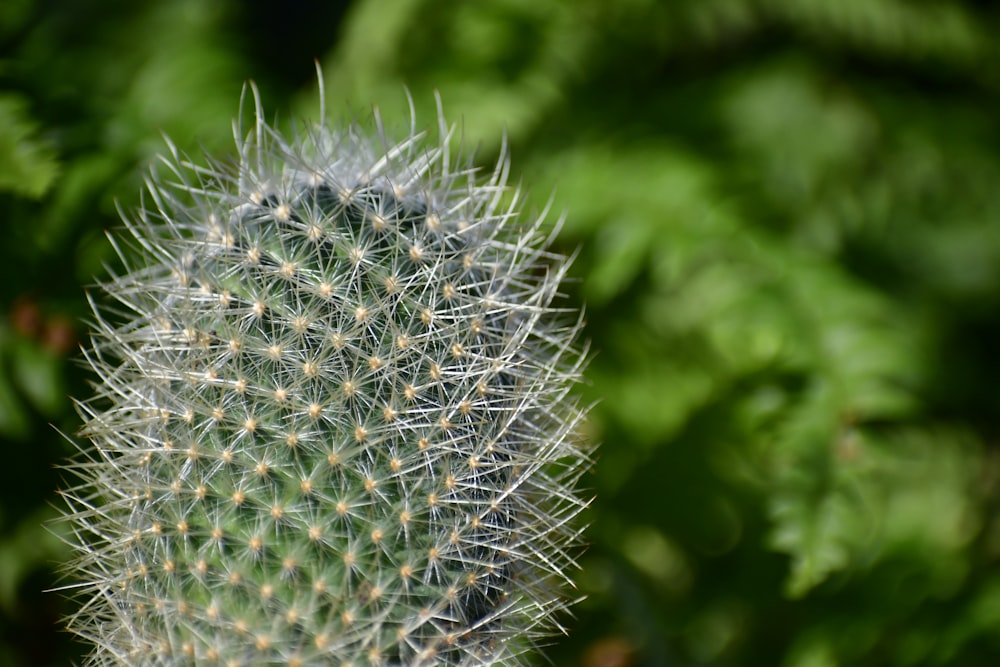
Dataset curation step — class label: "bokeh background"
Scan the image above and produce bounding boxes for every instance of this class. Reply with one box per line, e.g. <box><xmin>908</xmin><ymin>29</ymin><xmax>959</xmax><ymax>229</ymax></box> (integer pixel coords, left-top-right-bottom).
<box><xmin>4</xmin><ymin>0</ymin><xmax>1000</xmax><ymax>665</ymax></box>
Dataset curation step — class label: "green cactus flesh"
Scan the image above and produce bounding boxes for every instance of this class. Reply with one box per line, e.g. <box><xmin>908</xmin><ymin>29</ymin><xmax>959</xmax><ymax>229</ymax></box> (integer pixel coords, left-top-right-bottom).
<box><xmin>62</xmin><ymin>89</ymin><xmax>590</xmax><ymax>666</ymax></box>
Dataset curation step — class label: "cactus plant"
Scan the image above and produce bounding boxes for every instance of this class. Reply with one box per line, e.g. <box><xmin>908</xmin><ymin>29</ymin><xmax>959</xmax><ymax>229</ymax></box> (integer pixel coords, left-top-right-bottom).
<box><xmin>58</xmin><ymin>81</ymin><xmax>591</xmax><ymax>666</ymax></box>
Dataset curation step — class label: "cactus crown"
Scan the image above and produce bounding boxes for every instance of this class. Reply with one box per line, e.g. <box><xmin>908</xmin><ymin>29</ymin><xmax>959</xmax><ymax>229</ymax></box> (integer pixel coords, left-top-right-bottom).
<box><xmin>59</xmin><ymin>81</ymin><xmax>591</xmax><ymax>666</ymax></box>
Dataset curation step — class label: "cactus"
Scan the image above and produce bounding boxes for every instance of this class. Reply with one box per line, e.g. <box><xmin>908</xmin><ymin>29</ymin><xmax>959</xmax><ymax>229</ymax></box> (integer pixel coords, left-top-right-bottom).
<box><xmin>59</xmin><ymin>81</ymin><xmax>591</xmax><ymax>667</ymax></box>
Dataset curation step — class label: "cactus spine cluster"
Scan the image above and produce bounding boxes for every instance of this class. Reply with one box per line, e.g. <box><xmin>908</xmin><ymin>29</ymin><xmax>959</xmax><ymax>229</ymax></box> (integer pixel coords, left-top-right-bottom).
<box><xmin>60</xmin><ymin>82</ymin><xmax>590</xmax><ymax>667</ymax></box>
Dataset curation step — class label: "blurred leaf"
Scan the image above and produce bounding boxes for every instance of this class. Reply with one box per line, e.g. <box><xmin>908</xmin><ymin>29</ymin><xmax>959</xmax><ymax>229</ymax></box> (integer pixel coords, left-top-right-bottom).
<box><xmin>770</xmin><ymin>426</ymin><xmax>980</xmax><ymax>598</ymax></box>
<box><xmin>763</xmin><ymin>0</ymin><xmax>986</xmax><ymax>63</ymax></box>
<box><xmin>784</xmin><ymin>635</ymin><xmax>839</xmax><ymax>667</ymax></box>
<box><xmin>0</xmin><ymin>367</ymin><xmax>30</xmax><ymax>440</ymax></box>
<box><xmin>770</xmin><ymin>478</ymin><xmax>855</xmax><ymax>598</ymax></box>
<box><xmin>0</xmin><ymin>93</ymin><xmax>60</xmax><ymax>199</ymax></box>
<box><xmin>320</xmin><ymin>0</ymin><xmax>590</xmax><ymax>151</ymax></box>
<box><xmin>0</xmin><ymin>326</ymin><xmax>30</xmax><ymax>439</ymax></box>
<box><xmin>32</xmin><ymin>153</ymin><xmax>118</xmax><ymax>257</ymax></box>
<box><xmin>0</xmin><ymin>0</ymin><xmax>32</xmax><ymax>39</ymax></box>
<box><xmin>0</xmin><ymin>506</ymin><xmax>65</xmax><ymax>612</ymax></box>
<box><xmin>9</xmin><ymin>337</ymin><xmax>65</xmax><ymax>417</ymax></box>
<box><xmin>935</xmin><ymin>576</ymin><xmax>1000</xmax><ymax>662</ymax></box>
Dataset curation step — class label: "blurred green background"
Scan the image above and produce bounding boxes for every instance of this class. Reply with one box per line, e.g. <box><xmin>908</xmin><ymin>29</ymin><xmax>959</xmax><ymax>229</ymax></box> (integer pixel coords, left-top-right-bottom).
<box><xmin>3</xmin><ymin>0</ymin><xmax>1000</xmax><ymax>665</ymax></box>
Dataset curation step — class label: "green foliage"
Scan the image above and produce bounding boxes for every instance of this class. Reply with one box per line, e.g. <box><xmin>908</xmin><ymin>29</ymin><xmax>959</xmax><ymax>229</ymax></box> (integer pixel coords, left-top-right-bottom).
<box><xmin>4</xmin><ymin>0</ymin><xmax>1000</xmax><ymax>665</ymax></box>
<box><xmin>0</xmin><ymin>93</ymin><xmax>59</xmax><ymax>198</ymax></box>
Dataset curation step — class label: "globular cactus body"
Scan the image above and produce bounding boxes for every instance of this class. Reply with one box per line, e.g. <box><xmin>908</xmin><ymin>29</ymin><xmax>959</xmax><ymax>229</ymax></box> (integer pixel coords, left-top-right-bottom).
<box><xmin>61</xmin><ymin>85</ymin><xmax>590</xmax><ymax>667</ymax></box>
